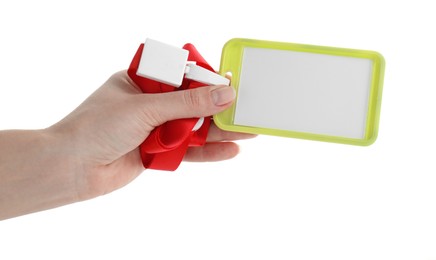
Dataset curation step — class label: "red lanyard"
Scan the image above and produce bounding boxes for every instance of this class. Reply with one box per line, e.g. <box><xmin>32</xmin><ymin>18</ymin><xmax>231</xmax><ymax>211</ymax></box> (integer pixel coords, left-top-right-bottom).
<box><xmin>127</xmin><ymin>43</ymin><xmax>214</xmax><ymax>171</ymax></box>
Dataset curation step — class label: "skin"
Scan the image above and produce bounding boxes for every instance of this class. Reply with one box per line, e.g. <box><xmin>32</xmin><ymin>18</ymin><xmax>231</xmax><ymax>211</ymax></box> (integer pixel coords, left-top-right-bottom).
<box><xmin>0</xmin><ymin>71</ymin><xmax>255</xmax><ymax>220</ymax></box>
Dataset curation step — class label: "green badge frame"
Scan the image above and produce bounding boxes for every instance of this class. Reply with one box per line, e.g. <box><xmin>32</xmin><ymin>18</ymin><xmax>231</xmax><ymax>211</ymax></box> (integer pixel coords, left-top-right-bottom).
<box><xmin>214</xmin><ymin>38</ymin><xmax>385</xmax><ymax>146</ymax></box>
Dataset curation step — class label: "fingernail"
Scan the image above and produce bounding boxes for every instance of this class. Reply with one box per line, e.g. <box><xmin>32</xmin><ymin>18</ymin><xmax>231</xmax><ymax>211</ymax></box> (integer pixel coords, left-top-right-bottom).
<box><xmin>211</xmin><ymin>86</ymin><xmax>236</xmax><ymax>106</ymax></box>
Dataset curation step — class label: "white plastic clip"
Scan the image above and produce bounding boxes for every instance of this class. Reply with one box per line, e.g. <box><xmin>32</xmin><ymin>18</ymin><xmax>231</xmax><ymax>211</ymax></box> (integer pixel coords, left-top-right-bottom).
<box><xmin>136</xmin><ymin>38</ymin><xmax>230</xmax><ymax>87</ymax></box>
<box><xmin>136</xmin><ymin>38</ymin><xmax>230</xmax><ymax>132</ymax></box>
<box><xmin>184</xmin><ymin>63</ymin><xmax>230</xmax><ymax>86</ymax></box>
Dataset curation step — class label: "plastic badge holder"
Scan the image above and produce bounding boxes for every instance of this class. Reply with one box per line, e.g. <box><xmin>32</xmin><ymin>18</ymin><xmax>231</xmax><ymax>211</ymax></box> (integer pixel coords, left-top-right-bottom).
<box><xmin>214</xmin><ymin>38</ymin><xmax>385</xmax><ymax>146</ymax></box>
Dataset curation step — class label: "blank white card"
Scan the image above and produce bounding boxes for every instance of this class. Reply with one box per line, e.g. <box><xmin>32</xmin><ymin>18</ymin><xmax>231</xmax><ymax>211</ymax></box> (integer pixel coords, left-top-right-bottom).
<box><xmin>233</xmin><ymin>47</ymin><xmax>373</xmax><ymax>139</ymax></box>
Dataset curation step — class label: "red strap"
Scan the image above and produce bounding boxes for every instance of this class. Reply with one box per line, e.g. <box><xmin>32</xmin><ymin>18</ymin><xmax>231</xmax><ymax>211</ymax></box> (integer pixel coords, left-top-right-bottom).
<box><xmin>127</xmin><ymin>43</ymin><xmax>213</xmax><ymax>171</ymax></box>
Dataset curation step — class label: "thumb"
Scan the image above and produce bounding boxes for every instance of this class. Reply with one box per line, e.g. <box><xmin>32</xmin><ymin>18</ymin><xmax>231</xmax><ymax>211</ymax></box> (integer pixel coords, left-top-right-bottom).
<box><xmin>140</xmin><ymin>85</ymin><xmax>236</xmax><ymax>124</ymax></box>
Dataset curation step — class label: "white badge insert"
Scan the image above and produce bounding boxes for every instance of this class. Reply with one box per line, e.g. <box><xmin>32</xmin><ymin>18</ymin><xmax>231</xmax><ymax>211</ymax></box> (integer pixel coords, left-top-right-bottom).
<box><xmin>233</xmin><ymin>47</ymin><xmax>373</xmax><ymax>139</ymax></box>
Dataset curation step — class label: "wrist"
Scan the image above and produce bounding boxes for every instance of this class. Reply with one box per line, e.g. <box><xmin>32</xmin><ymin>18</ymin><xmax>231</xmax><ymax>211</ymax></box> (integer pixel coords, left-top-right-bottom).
<box><xmin>32</xmin><ymin>128</ymin><xmax>83</xmax><ymax>207</ymax></box>
<box><xmin>45</xmin><ymin>124</ymin><xmax>93</xmax><ymax>202</ymax></box>
<box><xmin>46</xmin><ymin>122</ymin><xmax>116</xmax><ymax>202</ymax></box>
<box><xmin>0</xmin><ymin>128</ymin><xmax>80</xmax><ymax>220</ymax></box>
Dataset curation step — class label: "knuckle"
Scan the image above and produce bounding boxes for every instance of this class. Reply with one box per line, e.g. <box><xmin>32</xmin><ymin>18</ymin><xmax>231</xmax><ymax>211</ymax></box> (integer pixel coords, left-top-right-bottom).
<box><xmin>182</xmin><ymin>89</ymin><xmax>202</xmax><ymax>109</ymax></box>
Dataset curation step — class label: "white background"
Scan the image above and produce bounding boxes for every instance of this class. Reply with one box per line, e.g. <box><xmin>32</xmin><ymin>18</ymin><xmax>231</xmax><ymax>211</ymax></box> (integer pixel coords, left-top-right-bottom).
<box><xmin>0</xmin><ymin>1</ymin><xmax>435</xmax><ymax>259</ymax></box>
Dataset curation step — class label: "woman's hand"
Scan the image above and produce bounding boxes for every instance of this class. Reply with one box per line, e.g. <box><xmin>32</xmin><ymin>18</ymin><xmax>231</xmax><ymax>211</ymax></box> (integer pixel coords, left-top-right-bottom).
<box><xmin>0</xmin><ymin>71</ymin><xmax>255</xmax><ymax>220</ymax></box>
